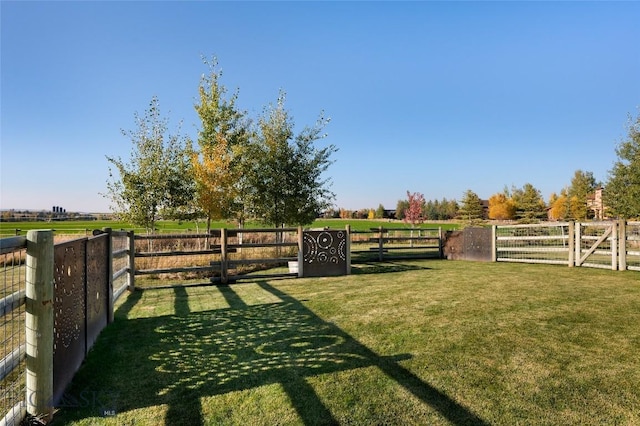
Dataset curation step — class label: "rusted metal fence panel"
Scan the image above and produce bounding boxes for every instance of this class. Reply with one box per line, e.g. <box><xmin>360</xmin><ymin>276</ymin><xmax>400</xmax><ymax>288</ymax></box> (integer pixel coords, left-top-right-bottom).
<box><xmin>53</xmin><ymin>238</ymin><xmax>87</xmax><ymax>405</ymax></box>
<box><xmin>443</xmin><ymin>227</ymin><xmax>494</xmax><ymax>262</ymax></box>
<box><xmin>86</xmin><ymin>234</ymin><xmax>109</xmax><ymax>351</ymax></box>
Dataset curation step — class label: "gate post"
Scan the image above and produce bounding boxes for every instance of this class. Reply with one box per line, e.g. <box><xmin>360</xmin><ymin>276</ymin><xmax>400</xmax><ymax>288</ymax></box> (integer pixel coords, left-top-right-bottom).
<box><xmin>568</xmin><ymin>222</ymin><xmax>575</xmax><ymax>267</ymax></box>
<box><xmin>575</xmin><ymin>222</ymin><xmax>582</xmax><ymax>267</ymax></box>
<box><xmin>611</xmin><ymin>221</ymin><xmax>618</xmax><ymax>271</ymax></box>
<box><xmin>25</xmin><ymin>230</ymin><xmax>54</xmax><ymax>420</ymax></box>
<box><xmin>619</xmin><ymin>220</ymin><xmax>627</xmax><ymax>271</ymax></box>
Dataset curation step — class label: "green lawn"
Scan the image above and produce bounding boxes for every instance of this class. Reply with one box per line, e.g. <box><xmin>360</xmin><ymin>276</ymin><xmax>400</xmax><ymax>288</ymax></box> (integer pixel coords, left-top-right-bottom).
<box><xmin>51</xmin><ymin>261</ymin><xmax>639</xmax><ymax>425</ymax></box>
<box><xmin>0</xmin><ymin>219</ymin><xmax>458</xmax><ymax>237</ymax></box>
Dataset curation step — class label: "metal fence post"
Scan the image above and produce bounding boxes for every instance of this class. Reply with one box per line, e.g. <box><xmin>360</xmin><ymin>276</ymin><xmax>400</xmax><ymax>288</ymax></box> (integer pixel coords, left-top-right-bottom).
<box><xmin>25</xmin><ymin>230</ymin><xmax>54</xmax><ymax>420</ymax></box>
<box><xmin>345</xmin><ymin>225</ymin><xmax>352</xmax><ymax>275</ymax></box>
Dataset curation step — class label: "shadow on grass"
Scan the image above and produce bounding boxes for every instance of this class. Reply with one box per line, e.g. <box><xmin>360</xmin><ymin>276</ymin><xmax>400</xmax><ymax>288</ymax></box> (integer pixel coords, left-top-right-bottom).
<box><xmin>54</xmin><ymin>281</ymin><xmax>486</xmax><ymax>426</ymax></box>
<box><xmin>351</xmin><ymin>261</ymin><xmax>432</xmax><ymax>275</ymax></box>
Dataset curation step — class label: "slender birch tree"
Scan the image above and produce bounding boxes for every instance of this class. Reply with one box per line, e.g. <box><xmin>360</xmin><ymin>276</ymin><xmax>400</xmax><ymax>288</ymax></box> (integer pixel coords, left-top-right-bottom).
<box><xmin>192</xmin><ymin>57</ymin><xmax>249</xmax><ymax>232</ymax></box>
<box><xmin>105</xmin><ymin>96</ymin><xmax>191</xmax><ymax>233</ymax></box>
<box><xmin>245</xmin><ymin>91</ymin><xmax>336</xmax><ymax>228</ymax></box>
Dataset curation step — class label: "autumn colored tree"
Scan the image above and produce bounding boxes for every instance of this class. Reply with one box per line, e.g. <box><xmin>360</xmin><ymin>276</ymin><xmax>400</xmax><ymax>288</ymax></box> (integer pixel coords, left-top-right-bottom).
<box><xmin>403</xmin><ymin>191</ymin><xmax>425</xmax><ymax>228</ymax></box>
<box><xmin>488</xmin><ymin>192</ymin><xmax>516</xmax><ymax>220</ymax></box>
<box><xmin>192</xmin><ymin>57</ymin><xmax>249</xmax><ymax>232</ymax></box>
<box><xmin>548</xmin><ymin>190</ymin><xmax>569</xmax><ymax>221</ymax></box>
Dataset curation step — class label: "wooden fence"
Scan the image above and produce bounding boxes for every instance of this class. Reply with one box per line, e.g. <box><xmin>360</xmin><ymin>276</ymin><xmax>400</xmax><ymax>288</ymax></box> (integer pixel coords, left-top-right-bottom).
<box><xmin>0</xmin><ymin>229</ymin><xmax>134</xmax><ymax>425</ymax></box>
<box><xmin>133</xmin><ymin>226</ymin><xmax>444</xmax><ymax>284</ymax></box>
<box><xmin>350</xmin><ymin>227</ymin><xmax>444</xmax><ymax>262</ymax></box>
<box><xmin>494</xmin><ymin>220</ymin><xmax>640</xmax><ymax>271</ymax></box>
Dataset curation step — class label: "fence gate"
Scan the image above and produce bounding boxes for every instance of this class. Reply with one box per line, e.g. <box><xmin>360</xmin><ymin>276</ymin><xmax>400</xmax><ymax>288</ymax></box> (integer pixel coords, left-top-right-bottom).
<box><xmin>575</xmin><ymin>221</ymin><xmax>617</xmax><ymax>270</ymax></box>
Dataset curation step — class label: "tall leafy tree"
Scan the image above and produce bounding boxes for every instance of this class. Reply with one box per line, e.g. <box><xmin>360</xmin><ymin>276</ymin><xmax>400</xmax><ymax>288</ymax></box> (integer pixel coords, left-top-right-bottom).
<box><xmin>395</xmin><ymin>199</ymin><xmax>409</xmax><ymax>220</ymax></box>
<box><xmin>105</xmin><ymin>96</ymin><xmax>191</xmax><ymax>232</ymax></box>
<box><xmin>404</xmin><ymin>191</ymin><xmax>425</xmax><ymax>228</ymax></box>
<box><xmin>245</xmin><ymin>92</ymin><xmax>337</xmax><ymax>227</ymax></box>
<box><xmin>375</xmin><ymin>204</ymin><xmax>386</xmax><ymax>219</ymax></box>
<box><xmin>192</xmin><ymin>57</ymin><xmax>249</xmax><ymax>232</ymax></box>
<box><xmin>458</xmin><ymin>189</ymin><xmax>484</xmax><ymax>224</ymax></box>
<box><xmin>603</xmin><ymin>113</ymin><xmax>640</xmax><ymax>219</ymax></box>
<box><xmin>548</xmin><ymin>189</ymin><xmax>569</xmax><ymax>221</ymax></box>
<box><xmin>488</xmin><ymin>192</ymin><xmax>516</xmax><ymax>220</ymax></box>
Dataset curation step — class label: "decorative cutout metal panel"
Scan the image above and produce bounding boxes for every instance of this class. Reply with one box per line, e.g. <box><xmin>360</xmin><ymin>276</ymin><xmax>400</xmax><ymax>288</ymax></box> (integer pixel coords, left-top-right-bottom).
<box><xmin>53</xmin><ymin>238</ymin><xmax>87</xmax><ymax>404</ymax></box>
<box><xmin>86</xmin><ymin>234</ymin><xmax>109</xmax><ymax>350</ymax></box>
<box><xmin>302</xmin><ymin>230</ymin><xmax>347</xmax><ymax>277</ymax></box>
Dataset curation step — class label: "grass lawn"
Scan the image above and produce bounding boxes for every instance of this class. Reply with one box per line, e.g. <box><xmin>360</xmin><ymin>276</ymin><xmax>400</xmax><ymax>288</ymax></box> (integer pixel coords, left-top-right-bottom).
<box><xmin>0</xmin><ymin>219</ymin><xmax>458</xmax><ymax>237</ymax></box>
<box><xmin>51</xmin><ymin>261</ymin><xmax>639</xmax><ymax>425</ymax></box>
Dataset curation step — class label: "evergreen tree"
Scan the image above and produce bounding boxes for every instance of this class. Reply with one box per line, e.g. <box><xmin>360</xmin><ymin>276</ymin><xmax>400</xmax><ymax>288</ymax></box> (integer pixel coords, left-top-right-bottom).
<box><xmin>603</xmin><ymin>113</ymin><xmax>640</xmax><ymax>219</ymax></box>
<box><xmin>512</xmin><ymin>183</ymin><xmax>547</xmax><ymax>223</ymax></box>
<box><xmin>458</xmin><ymin>189</ymin><xmax>484</xmax><ymax>224</ymax></box>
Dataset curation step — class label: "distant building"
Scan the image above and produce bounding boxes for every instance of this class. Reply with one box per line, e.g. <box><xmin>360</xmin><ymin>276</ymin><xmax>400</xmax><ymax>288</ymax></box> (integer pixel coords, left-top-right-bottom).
<box><xmin>587</xmin><ymin>187</ymin><xmax>605</xmax><ymax>220</ymax></box>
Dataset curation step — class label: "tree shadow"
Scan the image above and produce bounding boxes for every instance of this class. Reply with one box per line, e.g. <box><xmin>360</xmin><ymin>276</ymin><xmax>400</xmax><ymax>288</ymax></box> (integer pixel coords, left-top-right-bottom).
<box><xmin>54</xmin><ymin>281</ymin><xmax>487</xmax><ymax>426</ymax></box>
<box><xmin>351</xmin><ymin>261</ymin><xmax>432</xmax><ymax>275</ymax></box>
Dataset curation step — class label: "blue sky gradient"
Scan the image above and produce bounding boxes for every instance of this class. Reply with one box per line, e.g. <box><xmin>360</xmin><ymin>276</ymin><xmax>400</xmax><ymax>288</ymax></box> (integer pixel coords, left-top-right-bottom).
<box><xmin>2</xmin><ymin>1</ymin><xmax>639</xmax><ymax>213</ymax></box>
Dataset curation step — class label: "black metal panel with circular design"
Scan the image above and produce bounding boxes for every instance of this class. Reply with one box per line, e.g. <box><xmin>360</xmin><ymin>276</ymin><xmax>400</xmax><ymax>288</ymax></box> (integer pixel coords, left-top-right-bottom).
<box><xmin>302</xmin><ymin>230</ymin><xmax>347</xmax><ymax>277</ymax></box>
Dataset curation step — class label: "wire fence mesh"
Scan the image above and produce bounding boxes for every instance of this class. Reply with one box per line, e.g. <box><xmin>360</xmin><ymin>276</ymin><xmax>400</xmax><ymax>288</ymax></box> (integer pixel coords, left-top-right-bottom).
<box><xmin>1</xmin><ymin>241</ymin><xmax>27</xmax><ymax>422</ymax></box>
<box><xmin>626</xmin><ymin>221</ymin><xmax>640</xmax><ymax>271</ymax></box>
<box><xmin>495</xmin><ymin>222</ymin><xmax>572</xmax><ymax>265</ymax></box>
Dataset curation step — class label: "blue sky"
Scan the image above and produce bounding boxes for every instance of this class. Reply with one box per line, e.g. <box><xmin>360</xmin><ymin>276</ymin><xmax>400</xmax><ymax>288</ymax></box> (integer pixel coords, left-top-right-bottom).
<box><xmin>2</xmin><ymin>1</ymin><xmax>639</xmax><ymax>213</ymax></box>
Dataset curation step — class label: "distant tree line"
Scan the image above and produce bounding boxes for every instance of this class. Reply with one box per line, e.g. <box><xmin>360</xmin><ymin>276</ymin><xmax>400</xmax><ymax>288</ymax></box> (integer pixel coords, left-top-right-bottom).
<box><xmin>105</xmin><ymin>57</ymin><xmax>337</xmax><ymax>233</ymax></box>
<box><xmin>386</xmin><ymin>111</ymin><xmax>640</xmax><ymax>224</ymax></box>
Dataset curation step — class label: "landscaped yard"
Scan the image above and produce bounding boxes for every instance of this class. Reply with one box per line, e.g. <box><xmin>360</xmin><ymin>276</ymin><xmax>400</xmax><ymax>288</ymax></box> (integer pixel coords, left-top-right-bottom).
<box><xmin>52</xmin><ymin>261</ymin><xmax>639</xmax><ymax>425</ymax></box>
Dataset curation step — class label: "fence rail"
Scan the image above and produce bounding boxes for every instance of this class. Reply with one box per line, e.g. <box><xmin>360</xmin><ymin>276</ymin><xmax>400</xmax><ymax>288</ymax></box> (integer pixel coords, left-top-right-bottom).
<box><xmin>351</xmin><ymin>227</ymin><xmax>443</xmax><ymax>262</ymax></box>
<box><xmin>0</xmin><ymin>228</ymin><xmax>135</xmax><ymax>425</ymax></box>
<box><xmin>494</xmin><ymin>220</ymin><xmax>638</xmax><ymax>271</ymax></box>
<box><xmin>132</xmin><ymin>226</ymin><xmax>443</xmax><ymax>284</ymax></box>
<box><xmin>134</xmin><ymin>228</ymin><xmax>301</xmax><ymax>284</ymax></box>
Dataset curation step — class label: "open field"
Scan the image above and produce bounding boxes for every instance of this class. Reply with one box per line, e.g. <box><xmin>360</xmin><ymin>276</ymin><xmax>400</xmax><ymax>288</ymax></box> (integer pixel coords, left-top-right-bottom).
<box><xmin>51</xmin><ymin>261</ymin><xmax>639</xmax><ymax>425</ymax></box>
<box><xmin>0</xmin><ymin>219</ymin><xmax>459</xmax><ymax>237</ymax></box>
